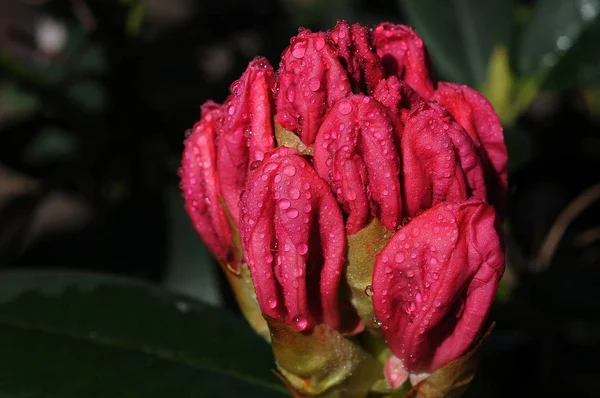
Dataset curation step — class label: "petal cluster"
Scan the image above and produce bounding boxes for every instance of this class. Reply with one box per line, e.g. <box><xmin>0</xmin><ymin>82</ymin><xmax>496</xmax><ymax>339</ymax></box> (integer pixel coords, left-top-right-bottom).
<box><xmin>180</xmin><ymin>19</ymin><xmax>508</xmax><ymax>384</ymax></box>
<box><xmin>372</xmin><ymin>200</ymin><xmax>504</xmax><ymax>372</ymax></box>
<box><xmin>240</xmin><ymin>147</ymin><xmax>358</xmax><ymax>332</ymax></box>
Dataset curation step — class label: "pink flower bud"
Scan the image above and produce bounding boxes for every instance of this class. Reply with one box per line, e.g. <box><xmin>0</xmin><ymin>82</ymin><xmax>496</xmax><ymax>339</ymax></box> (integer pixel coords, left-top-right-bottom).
<box><xmin>181</xmin><ymin>102</ymin><xmax>232</xmax><ymax>263</ymax></box>
<box><xmin>401</xmin><ymin>101</ymin><xmax>487</xmax><ymax>217</ymax></box>
<box><xmin>275</xmin><ymin>29</ymin><xmax>352</xmax><ymax>145</ymax></box>
<box><xmin>372</xmin><ymin>199</ymin><xmax>505</xmax><ymax>373</ymax></box>
<box><xmin>329</xmin><ymin>20</ymin><xmax>384</xmax><ymax>94</ymax></box>
<box><xmin>240</xmin><ymin>147</ymin><xmax>360</xmax><ymax>333</ymax></box>
<box><xmin>432</xmin><ymin>83</ymin><xmax>508</xmax><ymax>214</ymax></box>
<box><xmin>218</xmin><ymin>57</ymin><xmax>276</xmax><ymax>224</ymax></box>
<box><xmin>313</xmin><ymin>95</ymin><xmax>402</xmax><ymax>233</ymax></box>
<box><xmin>372</xmin><ymin>23</ymin><xmax>434</xmax><ymax>99</ymax></box>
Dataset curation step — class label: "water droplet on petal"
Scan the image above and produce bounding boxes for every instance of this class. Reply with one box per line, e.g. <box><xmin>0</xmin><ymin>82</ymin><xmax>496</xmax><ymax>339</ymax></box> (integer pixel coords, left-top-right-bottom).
<box><xmin>338</xmin><ymin>99</ymin><xmax>353</xmax><ymax>115</ymax></box>
<box><xmin>278</xmin><ymin>199</ymin><xmax>291</xmax><ymax>209</ymax></box>
<box><xmin>364</xmin><ymin>285</ymin><xmax>374</xmax><ymax>296</ymax></box>
<box><xmin>308</xmin><ymin>77</ymin><xmax>321</xmax><ymax>91</ymax></box>
<box><xmin>297</xmin><ymin>243</ymin><xmax>308</xmax><ymax>255</ymax></box>
<box><xmin>314</xmin><ymin>36</ymin><xmax>326</xmax><ymax>50</ymax></box>
<box><xmin>289</xmin><ymin>188</ymin><xmax>300</xmax><ymax>199</ymax></box>
<box><xmin>287</xmin><ymin>209</ymin><xmax>299</xmax><ymax>218</ymax></box>
<box><xmin>286</xmin><ymin>87</ymin><xmax>295</xmax><ymax>103</ymax></box>
<box><xmin>283</xmin><ymin>165</ymin><xmax>297</xmax><ymax>176</ymax></box>
<box><xmin>292</xmin><ymin>45</ymin><xmax>306</xmax><ymax>59</ymax></box>
<box><xmin>293</xmin><ymin>314</ymin><xmax>308</xmax><ymax>330</ymax></box>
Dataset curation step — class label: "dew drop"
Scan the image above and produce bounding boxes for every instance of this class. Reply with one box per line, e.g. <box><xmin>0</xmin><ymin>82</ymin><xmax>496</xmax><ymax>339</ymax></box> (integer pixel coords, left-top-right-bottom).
<box><xmin>297</xmin><ymin>243</ymin><xmax>308</xmax><ymax>255</ymax></box>
<box><xmin>292</xmin><ymin>45</ymin><xmax>306</xmax><ymax>59</ymax></box>
<box><xmin>289</xmin><ymin>188</ymin><xmax>300</xmax><ymax>199</ymax></box>
<box><xmin>395</xmin><ymin>252</ymin><xmax>405</xmax><ymax>263</ymax></box>
<box><xmin>267</xmin><ymin>298</ymin><xmax>277</xmax><ymax>309</ymax></box>
<box><xmin>314</xmin><ymin>36</ymin><xmax>326</xmax><ymax>51</ymax></box>
<box><xmin>292</xmin><ymin>314</ymin><xmax>308</xmax><ymax>330</ymax></box>
<box><xmin>338</xmin><ymin>99</ymin><xmax>353</xmax><ymax>115</ymax></box>
<box><xmin>308</xmin><ymin>77</ymin><xmax>321</xmax><ymax>91</ymax></box>
<box><xmin>364</xmin><ymin>285</ymin><xmax>374</xmax><ymax>297</ymax></box>
<box><xmin>370</xmin><ymin>316</ymin><xmax>382</xmax><ymax>328</ymax></box>
<box><xmin>286</xmin><ymin>87</ymin><xmax>295</xmax><ymax>103</ymax></box>
<box><xmin>278</xmin><ymin>199</ymin><xmax>291</xmax><ymax>209</ymax></box>
<box><xmin>287</xmin><ymin>208</ymin><xmax>299</xmax><ymax>218</ymax></box>
<box><xmin>283</xmin><ymin>165</ymin><xmax>297</xmax><ymax>176</ymax></box>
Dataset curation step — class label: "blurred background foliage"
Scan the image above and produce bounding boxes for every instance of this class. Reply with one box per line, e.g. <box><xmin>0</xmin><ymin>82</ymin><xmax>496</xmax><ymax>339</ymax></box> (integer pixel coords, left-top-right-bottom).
<box><xmin>0</xmin><ymin>0</ymin><xmax>599</xmax><ymax>396</ymax></box>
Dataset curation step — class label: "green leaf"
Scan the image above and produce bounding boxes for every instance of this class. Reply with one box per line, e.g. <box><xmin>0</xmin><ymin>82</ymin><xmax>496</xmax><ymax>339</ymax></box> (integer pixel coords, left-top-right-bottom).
<box><xmin>546</xmin><ymin>13</ymin><xmax>600</xmax><ymax>89</ymax></box>
<box><xmin>400</xmin><ymin>0</ymin><xmax>515</xmax><ymax>88</ymax></box>
<box><xmin>164</xmin><ymin>187</ymin><xmax>223</xmax><ymax>306</ymax></box>
<box><xmin>0</xmin><ymin>270</ymin><xmax>288</xmax><ymax>397</ymax></box>
<box><xmin>518</xmin><ymin>0</ymin><xmax>600</xmax><ymax>89</ymax></box>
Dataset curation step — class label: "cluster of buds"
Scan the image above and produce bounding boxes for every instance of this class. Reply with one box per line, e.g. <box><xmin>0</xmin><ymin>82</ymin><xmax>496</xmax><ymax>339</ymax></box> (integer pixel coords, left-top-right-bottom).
<box><xmin>181</xmin><ymin>20</ymin><xmax>507</xmax><ymax>397</ymax></box>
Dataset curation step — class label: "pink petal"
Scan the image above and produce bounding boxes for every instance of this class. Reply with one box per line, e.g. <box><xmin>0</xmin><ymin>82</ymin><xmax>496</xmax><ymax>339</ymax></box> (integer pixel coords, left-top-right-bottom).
<box><xmin>240</xmin><ymin>147</ymin><xmax>360</xmax><ymax>333</ymax></box>
<box><xmin>218</xmin><ymin>57</ymin><xmax>276</xmax><ymax>224</ymax></box>
<box><xmin>372</xmin><ymin>23</ymin><xmax>435</xmax><ymax>99</ymax></box>
<box><xmin>275</xmin><ymin>29</ymin><xmax>352</xmax><ymax>145</ymax></box>
<box><xmin>329</xmin><ymin>20</ymin><xmax>385</xmax><ymax>94</ymax></box>
<box><xmin>401</xmin><ymin>101</ymin><xmax>487</xmax><ymax>217</ymax></box>
<box><xmin>372</xmin><ymin>199</ymin><xmax>505</xmax><ymax>372</ymax></box>
<box><xmin>432</xmin><ymin>83</ymin><xmax>508</xmax><ymax>215</ymax></box>
<box><xmin>314</xmin><ymin>95</ymin><xmax>402</xmax><ymax>233</ymax></box>
<box><xmin>181</xmin><ymin>102</ymin><xmax>232</xmax><ymax>263</ymax></box>
<box><xmin>374</xmin><ymin>76</ymin><xmax>424</xmax><ymax>125</ymax></box>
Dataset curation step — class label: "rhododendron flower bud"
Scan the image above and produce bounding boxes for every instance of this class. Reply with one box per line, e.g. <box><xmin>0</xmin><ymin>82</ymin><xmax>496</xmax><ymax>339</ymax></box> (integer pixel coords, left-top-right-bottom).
<box><xmin>329</xmin><ymin>20</ymin><xmax>384</xmax><ymax>94</ymax></box>
<box><xmin>401</xmin><ymin>101</ymin><xmax>487</xmax><ymax>217</ymax></box>
<box><xmin>275</xmin><ymin>29</ymin><xmax>352</xmax><ymax>145</ymax></box>
<box><xmin>181</xmin><ymin>102</ymin><xmax>232</xmax><ymax>263</ymax></box>
<box><xmin>181</xmin><ymin>19</ymin><xmax>509</xmax><ymax>397</ymax></box>
<box><xmin>240</xmin><ymin>147</ymin><xmax>360</xmax><ymax>333</ymax></box>
<box><xmin>314</xmin><ymin>95</ymin><xmax>402</xmax><ymax>233</ymax></box>
<box><xmin>372</xmin><ymin>199</ymin><xmax>505</xmax><ymax>373</ymax></box>
<box><xmin>372</xmin><ymin>23</ymin><xmax>434</xmax><ymax>99</ymax></box>
<box><xmin>432</xmin><ymin>82</ymin><xmax>508</xmax><ymax>214</ymax></box>
<box><xmin>218</xmin><ymin>57</ymin><xmax>276</xmax><ymax>224</ymax></box>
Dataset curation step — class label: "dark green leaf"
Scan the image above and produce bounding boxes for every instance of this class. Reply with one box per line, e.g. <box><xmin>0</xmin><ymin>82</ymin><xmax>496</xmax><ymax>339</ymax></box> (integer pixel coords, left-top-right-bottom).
<box><xmin>0</xmin><ymin>270</ymin><xmax>288</xmax><ymax>397</ymax></box>
<box><xmin>400</xmin><ymin>0</ymin><xmax>515</xmax><ymax>87</ymax></box>
<box><xmin>545</xmin><ymin>15</ymin><xmax>600</xmax><ymax>88</ymax></box>
<box><xmin>518</xmin><ymin>0</ymin><xmax>600</xmax><ymax>88</ymax></box>
<box><xmin>164</xmin><ymin>187</ymin><xmax>223</xmax><ymax>306</ymax></box>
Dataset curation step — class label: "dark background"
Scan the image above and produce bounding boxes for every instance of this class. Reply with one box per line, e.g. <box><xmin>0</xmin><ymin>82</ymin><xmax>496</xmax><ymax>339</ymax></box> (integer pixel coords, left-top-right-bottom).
<box><xmin>1</xmin><ymin>0</ymin><xmax>599</xmax><ymax>396</ymax></box>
